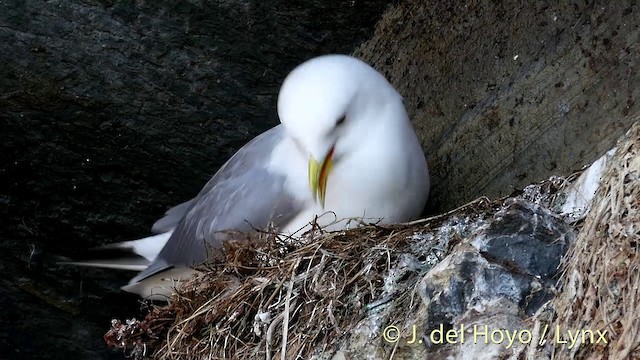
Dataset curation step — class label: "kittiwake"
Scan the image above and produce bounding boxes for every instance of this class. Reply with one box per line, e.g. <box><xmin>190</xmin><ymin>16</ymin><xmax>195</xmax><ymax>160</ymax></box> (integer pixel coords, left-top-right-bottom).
<box><xmin>72</xmin><ymin>54</ymin><xmax>431</xmax><ymax>300</ymax></box>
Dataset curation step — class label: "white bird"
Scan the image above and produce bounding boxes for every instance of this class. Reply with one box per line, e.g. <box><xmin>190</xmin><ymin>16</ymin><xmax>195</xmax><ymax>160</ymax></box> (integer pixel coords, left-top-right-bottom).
<box><xmin>70</xmin><ymin>54</ymin><xmax>430</xmax><ymax>300</ymax></box>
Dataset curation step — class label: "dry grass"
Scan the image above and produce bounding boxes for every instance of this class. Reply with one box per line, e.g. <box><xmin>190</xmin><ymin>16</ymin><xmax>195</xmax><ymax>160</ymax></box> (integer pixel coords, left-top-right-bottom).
<box><xmin>104</xmin><ymin>198</ymin><xmax>494</xmax><ymax>360</ymax></box>
<box><xmin>522</xmin><ymin>122</ymin><xmax>640</xmax><ymax>360</ymax></box>
<box><xmin>551</xmin><ymin>123</ymin><xmax>640</xmax><ymax>360</ymax></box>
<box><xmin>104</xmin><ymin>122</ymin><xmax>640</xmax><ymax>359</ymax></box>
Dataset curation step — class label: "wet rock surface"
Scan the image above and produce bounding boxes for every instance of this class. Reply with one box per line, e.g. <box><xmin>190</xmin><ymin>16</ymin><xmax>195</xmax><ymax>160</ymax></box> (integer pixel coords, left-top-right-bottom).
<box><xmin>420</xmin><ymin>200</ymin><xmax>574</xmax><ymax>358</ymax></box>
<box><xmin>324</xmin><ymin>197</ymin><xmax>577</xmax><ymax>360</ymax></box>
<box><xmin>472</xmin><ymin>200</ymin><xmax>571</xmax><ymax>284</ymax></box>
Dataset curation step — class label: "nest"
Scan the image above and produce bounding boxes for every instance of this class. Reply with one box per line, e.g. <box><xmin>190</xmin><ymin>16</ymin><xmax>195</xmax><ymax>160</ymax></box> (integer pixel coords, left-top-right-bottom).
<box><xmin>517</xmin><ymin>122</ymin><xmax>640</xmax><ymax>360</ymax></box>
<box><xmin>547</xmin><ymin>123</ymin><xmax>640</xmax><ymax>360</ymax></box>
<box><xmin>104</xmin><ymin>199</ymin><xmax>494</xmax><ymax>360</ymax></box>
<box><xmin>104</xmin><ymin>122</ymin><xmax>640</xmax><ymax>360</ymax></box>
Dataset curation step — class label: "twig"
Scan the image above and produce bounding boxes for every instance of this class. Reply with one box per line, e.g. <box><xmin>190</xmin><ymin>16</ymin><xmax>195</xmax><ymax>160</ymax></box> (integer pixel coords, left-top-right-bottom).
<box><xmin>280</xmin><ymin>278</ymin><xmax>294</xmax><ymax>360</ymax></box>
<box><xmin>402</xmin><ymin>196</ymin><xmax>492</xmax><ymax>226</ymax></box>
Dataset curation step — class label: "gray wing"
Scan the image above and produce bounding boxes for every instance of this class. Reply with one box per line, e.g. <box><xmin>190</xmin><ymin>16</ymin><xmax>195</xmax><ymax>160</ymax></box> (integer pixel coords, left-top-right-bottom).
<box><xmin>131</xmin><ymin>125</ymin><xmax>304</xmax><ymax>283</ymax></box>
<box><xmin>151</xmin><ymin>199</ymin><xmax>195</xmax><ymax>234</ymax></box>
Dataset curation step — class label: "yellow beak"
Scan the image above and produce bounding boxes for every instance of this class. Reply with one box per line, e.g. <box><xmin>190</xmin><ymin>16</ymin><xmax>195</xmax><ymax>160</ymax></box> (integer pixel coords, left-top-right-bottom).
<box><xmin>308</xmin><ymin>147</ymin><xmax>334</xmax><ymax>208</ymax></box>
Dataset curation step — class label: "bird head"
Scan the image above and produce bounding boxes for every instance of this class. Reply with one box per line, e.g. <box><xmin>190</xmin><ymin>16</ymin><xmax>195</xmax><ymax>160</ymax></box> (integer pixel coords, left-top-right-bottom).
<box><xmin>277</xmin><ymin>54</ymin><xmax>405</xmax><ymax>208</ymax></box>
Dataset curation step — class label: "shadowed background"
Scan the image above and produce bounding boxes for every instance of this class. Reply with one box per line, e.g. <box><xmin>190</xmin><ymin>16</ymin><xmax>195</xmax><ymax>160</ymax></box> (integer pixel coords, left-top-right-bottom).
<box><xmin>0</xmin><ymin>1</ymin><xmax>393</xmax><ymax>358</ymax></box>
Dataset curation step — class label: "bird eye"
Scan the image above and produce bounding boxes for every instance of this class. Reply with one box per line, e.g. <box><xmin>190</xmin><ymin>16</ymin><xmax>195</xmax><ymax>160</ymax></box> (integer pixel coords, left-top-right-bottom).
<box><xmin>335</xmin><ymin>115</ymin><xmax>346</xmax><ymax>127</ymax></box>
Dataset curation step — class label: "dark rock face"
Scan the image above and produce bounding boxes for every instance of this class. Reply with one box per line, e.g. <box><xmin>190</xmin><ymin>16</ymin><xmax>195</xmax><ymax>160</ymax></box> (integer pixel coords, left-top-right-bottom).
<box><xmin>0</xmin><ymin>1</ymin><xmax>393</xmax><ymax>359</ymax></box>
<box><xmin>357</xmin><ymin>1</ymin><xmax>640</xmax><ymax>213</ymax></box>
<box><xmin>474</xmin><ymin>200</ymin><xmax>572</xmax><ymax>284</ymax></box>
<box><xmin>420</xmin><ymin>200</ymin><xmax>574</xmax><ymax>357</ymax></box>
<box><xmin>421</xmin><ymin>246</ymin><xmax>535</xmax><ymax>348</ymax></box>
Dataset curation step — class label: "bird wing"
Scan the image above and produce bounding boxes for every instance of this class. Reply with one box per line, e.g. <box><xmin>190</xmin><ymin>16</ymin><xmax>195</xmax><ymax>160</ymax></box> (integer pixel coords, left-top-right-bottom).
<box><xmin>129</xmin><ymin>124</ymin><xmax>305</xmax><ymax>284</ymax></box>
<box><xmin>150</xmin><ymin>199</ymin><xmax>195</xmax><ymax>234</ymax></box>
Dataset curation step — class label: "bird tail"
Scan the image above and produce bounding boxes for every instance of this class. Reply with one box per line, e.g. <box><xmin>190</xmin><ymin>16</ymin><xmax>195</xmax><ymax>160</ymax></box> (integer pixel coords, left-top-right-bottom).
<box><xmin>59</xmin><ymin>231</ymin><xmax>172</xmax><ymax>271</ymax></box>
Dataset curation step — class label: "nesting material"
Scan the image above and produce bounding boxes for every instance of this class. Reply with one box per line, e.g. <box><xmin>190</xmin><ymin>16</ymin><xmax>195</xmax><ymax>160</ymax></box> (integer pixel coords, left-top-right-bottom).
<box><xmin>554</xmin><ymin>122</ymin><xmax>640</xmax><ymax>359</ymax></box>
<box><xmin>104</xmin><ymin>199</ymin><xmax>493</xmax><ymax>360</ymax></box>
<box><xmin>104</xmin><ymin>123</ymin><xmax>640</xmax><ymax>360</ymax></box>
<box><xmin>525</xmin><ymin>122</ymin><xmax>640</xmax><ymax>360</ymax></box>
